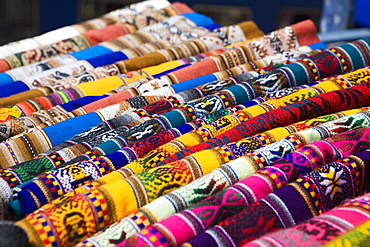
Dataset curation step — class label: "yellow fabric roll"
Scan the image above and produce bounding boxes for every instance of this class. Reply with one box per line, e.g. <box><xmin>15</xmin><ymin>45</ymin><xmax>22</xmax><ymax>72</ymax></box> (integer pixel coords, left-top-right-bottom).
<box><xmin>76</xmin><ymin>75</ymin><xmax>124</xmax><ymax>96</ymax></box>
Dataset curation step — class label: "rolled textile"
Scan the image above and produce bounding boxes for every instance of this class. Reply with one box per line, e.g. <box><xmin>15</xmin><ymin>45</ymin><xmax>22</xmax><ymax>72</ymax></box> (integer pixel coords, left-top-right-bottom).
<box><xmin>244</xmin><ymin>183</ymin><xmax>370</xmax><ymax>247</ymax></box>
<box><xmin>15</xmin><ymin>128</ymin><xmax>370</xmax><ymax>247</ymax></box>
<box><xmin>11</xmin><ymin>83</ymin><xmax>370</xmax><ymax>247</ymax></box>
<box><xmin>0</xmin><ymin>0</ymin><xmax>173</xmax><ymax>59</ymax></box>
<box><xmin>77</xmin><ymin>108</ymin><xmax>370</xmax><ymax>246</ymax></box>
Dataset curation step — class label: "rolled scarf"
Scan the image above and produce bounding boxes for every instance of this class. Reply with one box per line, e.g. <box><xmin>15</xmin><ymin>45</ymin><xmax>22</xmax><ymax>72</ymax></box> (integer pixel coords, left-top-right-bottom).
<box><xmin>12</xmin><ymin>80</ymin><xmax>370</xmax><ymax>214</ymax></box>
<box><xmin>0</xmin><ymin>2</ymin><xmax>196</xmax><ymax>82</ymax></box>
<box><xmin>0</xmin><ymin>3</ymin><xmax>184</xmax><ymax>84</ymax></box>
<box><xmin>0</xmin><ymin>13</ymin><xmax>221</xmax><ymax>98</ymax></box>
<box><xmin>159</xmin><ymin>64</ymin><xmax>370</xmax><ymax>163</ymax></box>
<box><xmin>3</xmin><ymin>37</ymin><xmax>366</xmax><ymax>171</ymax></box>
<box><xmin>15</xmin><ymin>83</ymin><xmax>267</xmax><ymax>213</ymax></box>
<box><xmin>245</xmin><ymin>181</ymin><xmax>370</xmax><ymax>247</ymax></box>
<box><xmin>0</xmin><ymin>40</ymin><xmax>172</xmax><ymax>107</ymax></box>
<box><xmin>0</xmin><ymin>77</ymin><xmax>256</xmax><ymax>169</ymax></box>
<box><xmin>0</xmin><ymin>0</ymin><xmax>174</xmax><ymax>59</ymax></box>
<box><xmin>15</xmin><ymin>128</ymin><xmax>370</xmax><ymax>247</ymax></box>
<box><xmin>111</xmin><ymin>37</ymin><xmax>366</xmax><ymax>165</ymax></box>
<box><xmin>0</xmin><ymin>17</ymin><xmax>266</xmax><ymax>107</ymax></box>
<box><xmin>0</xmin><ymin>80</ymin><xmax>247</xmax><ymax>190</ymax></box>
<box><xmin>11</xmin><ymin>93</ymin><xmax>370</xmax><ymax>246</ymax></box>
<box><xmin>7</xmin><ymin>106</ymin><xmax>249</xmax><ymax>184</ymax></box>
<box><xmin>0</xmin><ymin>12</ymin><xmax>214</xmax><ymax>76</ymax></box>
<box><xmin>97</xmin><ymin>65</ymin><xmax>370</xmax><ymax>178</ymax></box>
<box><xmin>77</xmin><ymin>108</ymin><xmax>370</xmax><ymax>247</ymax></box>
<box><xmin>176</xmin><ymin>149</ymin><xmax>370</xmax><ymax>247</ymax></box>
<box><xmin>0</xmin><ymin>47</ymin><xmax>228</xmax><ymax>122</ymax></box>
<box><xmin>0</xmin><ymin>56</ymin><xmax>318</xmax><ymax>169</ymax></box>
<box><xmin>322</xmin><ymin>215</ymin><xmax>370</xmax><ymax>246</ymax></box>
<box><xmin>0</xmin><ymin>21</ymin><xmax>317</xmax><ymax>134</ymax></box>
<box><xmin>2</xmin><ymin>41</ymin><xmax>305</xmax><ymax>124</ymax></box>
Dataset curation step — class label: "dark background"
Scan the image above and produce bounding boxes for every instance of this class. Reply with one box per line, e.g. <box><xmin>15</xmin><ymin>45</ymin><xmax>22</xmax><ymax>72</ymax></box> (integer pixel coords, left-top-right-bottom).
<box><xmin>0</xmin><ymin>0</ymin><xmax>368</xmax><ymax>46</ymax></box>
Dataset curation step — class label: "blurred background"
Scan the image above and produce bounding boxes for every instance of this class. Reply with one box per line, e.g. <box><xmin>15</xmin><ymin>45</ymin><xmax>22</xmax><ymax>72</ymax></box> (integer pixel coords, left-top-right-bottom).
<box><xmin>0</xmin><ymin>0</ymin><xmax>369</xmax><ymax>46</ymax></box>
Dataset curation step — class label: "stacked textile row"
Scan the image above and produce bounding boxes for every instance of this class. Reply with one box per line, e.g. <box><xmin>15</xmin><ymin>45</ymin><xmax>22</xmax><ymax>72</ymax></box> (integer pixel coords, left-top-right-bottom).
<box><xmin>0</xmin><ymin>0</ymin><xmax>369</xmax><ymax>247</ymax></box>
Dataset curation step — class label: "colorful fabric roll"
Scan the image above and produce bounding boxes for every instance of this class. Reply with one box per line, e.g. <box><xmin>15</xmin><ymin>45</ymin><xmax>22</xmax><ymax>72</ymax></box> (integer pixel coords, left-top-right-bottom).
<box><xmin>77</xmin><ymin>108</ymin><xmax>370</xmax><ymax>247</ymax></box>
<box><xmin>0</xmin><ymin>50</ymin><xmax>277</xmax><ymax>139</ymax></box>
<box><xmin>0</xmin><ymin>46</ymin><xmax>227</xmax><ymax>122</ymax></box>
<box><xmin>0</xmin><ymin>80</ymin><xmax>246</xmax><ymax>194</ymax></box>
<box><xmin>12</xmin><ymin>75</ymin><xmax>370</xmax><ymax>215</ymax></box>
<box><xmin>245</xmin><ymin>181</ymin><xmax>370</xmax><ymax>247</ymax></box>
<box><xmin>15</xmin><ymin>127</ymin><xmax>370</xmax><ymax>247</ymax></box>
<box><xmin>0</xmin><ymin>2</ymin><xmax>195</xmax><ymax>83</ymax></box>
<box><xmin>323</xmin><ymin>216</ymin><xmax>370</xmax><ymax>246</ymax></box>
<box><xmin>0</xmin><ymin>21</ymin><xmax>275</xmax><ymax>136</ymax></box>
<box><xmin>1</xmin><ymin>85</ymin><xmax>311</xmax><ymax>200</ymax></box>
<box><xmin>0</xmin><ymin>13</ymin><xmax>213</xmax><ymax>75</ymax></box>
<box><xmin>0</xmin><ymin>76</ymin><xmax>246</xmax><ymax>168</ymax></box>
<box><xmin>118</xmin><ymin>65</ymin><xmax>370</xmax><ymax>173</ymax></box>
<box><xmin>0</xmin><ymin>0</ymin><xmax>173</xmax><ymax>62</ymax></box>
<box><xmin>0</xmin><ymin>18</ymin><xmax>265</xmax><ymax>107</ymax></box>
<box><xmin>0</xmin><ymin>20</ymin><xmax>310</xmax><ymax>127</ymax></box>
<box><xmin>0</xmin><ymin>39</ymin><xmax>316</xmax><ymax>167</ymax></box>
<box><xmin>0</xmin><ymin>104</ymin><xmax>247</xmax><ymax>192</ymax></box>
<box><xmin>0</xmin><ymin>13</ymin><xmax>218</xmax><ymax>98</ymax></box>
<box><xmin>0</xmin><ymin>40</ymin><xmax>173</xmax><ymax>108</ymax></box>
<box><xmin>0</xmin><ymin>44</ymin><xmax>350</xmax><ymax>166</ymax></box>
<box><xmin>15</xmin><ymin>83</ymin><xmax>262</xmax><ymax>213</ymax></box>
<box><xmin>0</xmin><ymin>17</ymin><xmax>316</xmax><ymax>105</ymax></box>
<box><xmin>160</xmin><ymin>64</ymin><xmax>370</xmax><ymax>164</ymax></box>
<box><xmin>178</xmin><ymin>148</ymin><xmax>370</xmax><ymax>247</ymax></box>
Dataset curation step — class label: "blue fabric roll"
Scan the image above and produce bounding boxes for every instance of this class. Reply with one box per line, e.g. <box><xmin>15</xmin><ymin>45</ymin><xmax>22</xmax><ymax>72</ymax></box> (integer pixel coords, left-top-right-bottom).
<box><xmin>151</xmin><ymin>64</ymin><xmax>190</xmax><ymax>78</ymax></box>
<box><xmin>44</xmin><ymin>112</ymin><xmax>103</xmax><ymax>146</ymax></box>
<box><xmin>203</xmin><ymin>23</ymin><xmax>223</xmax><ymax>31</ymax></box>
<box><xmin>341</xmin><ymin>42</ymin><xmax>367</xmax><ymax>70</ymax></box>
<box><xmin>0</xmin><ymin>81</ymin><xmax>29</xmax><ymax>97</ymax></box>
<box><xmin>172</xmin><ymin>74</ymin><xmax>218</xmax><ymax>93</ymax></box>
<box><xmin>96</xmin><ymin>138</ymin><xmax>123</xmax><ymax>154</ymax></box>
<box><xmin>105</xmin><ymin>151</ymin><xmax>132</xmax><ymax>169</ymax></box>
<box><xmin>86</xmin><ymin>51</ymin><xmax>128</xmax><ymax>68</ymax></box>
<box><xmin>70</xmin><ymin>45</ymin><xmax>113</xmax><ymax>61</ymax></box>
<box><xmin>181</xmin><ymin>13</ymin><xmax>215</xmax><ymax>27</ymax></box>
<box><xmin>308</xmin><ymin>42</ymin><xmax>328</xmax><ymax>50</ymax></box>
<box><xmin>176</xmin><ymin>123</ymin><xmax>196</xmax><ymax>135</ymax></box>
<box><xmin>0</xmin><ymin>72</ymin><xmax>14</xmax><ymax>85</ymax></box>
<box><xmin>60</xmin><ymin>95</ymin><xmax>107</xmax><ymax>112</ymax></box>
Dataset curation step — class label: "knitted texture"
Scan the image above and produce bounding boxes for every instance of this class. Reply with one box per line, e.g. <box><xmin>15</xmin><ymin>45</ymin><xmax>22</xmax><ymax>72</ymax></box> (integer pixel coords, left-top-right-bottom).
<box><xmin>323</xmin><ymin>216</ymin><xmax>370</xmax><ymax>246</ymax></box>
<box><xmin>14</xmin><ymin>127</ymin><xmax>370</xmax><ymax>247</ymax></box>
<box><xmin>0</xmin><ymin>22</ymin><xmax>311</xmax><ymax>139</ymax></box>
<box><xmin>178</xmin><ymin>149</ymin><xmax>370</xmax><ymax>247</ymax></box>
<box><xmin>77</xmin><ymin>108</ymin><xmax>370</xmax><ymax>247</ymax></box>
<box><xmin>6</xmin><ymin>43</ymin><xmax>367</xmax><ymax>190</ymax></box>
<box><xmin>14</xmin><ymin>79</ymin><xmax>370</xmax><ymax>215</ymax></box>
<box><xmin>245</xmin><ymin>182</ymin><xmax>370</xmax><ymax>247</ymax></box>
<box><xmin>160</xmin><ymin>68</ymin><xmax>370</xmax><ymax>163</ymax></box>
<box><xmin>116</xmin><ymin>66</ymin><xmax>370</xmax><ymax>172</ymax></box>
<box><xmin>116</xmin><ymin>127</ymin><xmax>370</xmax><ymax>246</ymax></box>
<box><xmin>1</xmin><ymin>14</ymin><xmax>209</xmax><ymax>72</ymax></box>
